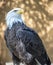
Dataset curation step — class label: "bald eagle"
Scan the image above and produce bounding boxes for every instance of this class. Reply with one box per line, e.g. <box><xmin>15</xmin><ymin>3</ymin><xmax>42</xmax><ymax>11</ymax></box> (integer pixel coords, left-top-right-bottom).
<box><xmin>4</xmin><ymin>8</ymin><xmax>51</xmax><ymax>65</ymax></box>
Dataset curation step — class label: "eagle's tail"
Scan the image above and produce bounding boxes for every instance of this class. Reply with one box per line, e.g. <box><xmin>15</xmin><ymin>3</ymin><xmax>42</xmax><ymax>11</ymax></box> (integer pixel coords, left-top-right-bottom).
<box><xmin>46</xmin><ymin>57</ymin><xmax>51</xmax><ymax>65</ymax></box>
<box><xmin>27</xmin><ymin>57</ymin><xmax>51</xmax><ymax>65</ymax></box>
<box><xmin>35</xmin><ymin>58</ymin><xmax>51</xmax><ymax>65</ymax></box>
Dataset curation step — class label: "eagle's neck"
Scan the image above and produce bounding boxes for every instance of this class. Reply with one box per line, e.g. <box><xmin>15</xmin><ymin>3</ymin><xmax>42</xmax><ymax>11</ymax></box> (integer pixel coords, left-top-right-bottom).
<box><xmin>6</xmin><ymin>17</ymin><xmax>23</xmax><ymax>29</ymax></box>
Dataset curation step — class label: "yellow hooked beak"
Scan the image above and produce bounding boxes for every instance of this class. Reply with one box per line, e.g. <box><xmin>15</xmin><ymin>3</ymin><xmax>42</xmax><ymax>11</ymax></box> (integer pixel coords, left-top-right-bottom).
<box><xmin>16</xmin><ymin>9</ymin><xmax>24</xmax><ymax>14</ymax></box>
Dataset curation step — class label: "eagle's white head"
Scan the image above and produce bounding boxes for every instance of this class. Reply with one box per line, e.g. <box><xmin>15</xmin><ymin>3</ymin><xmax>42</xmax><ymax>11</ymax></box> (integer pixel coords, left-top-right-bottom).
<box><xmin>5</xmin><ymin>8</ymin><xmax>23</xmax><ymax>29</ymax></box>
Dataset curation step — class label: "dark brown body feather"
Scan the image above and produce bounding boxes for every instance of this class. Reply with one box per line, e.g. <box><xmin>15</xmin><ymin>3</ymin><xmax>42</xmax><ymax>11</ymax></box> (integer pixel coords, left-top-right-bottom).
<box><xmin>4</xmin><ymin>22</ymin><xmax>51</xmax><ymax>65</ymax></box>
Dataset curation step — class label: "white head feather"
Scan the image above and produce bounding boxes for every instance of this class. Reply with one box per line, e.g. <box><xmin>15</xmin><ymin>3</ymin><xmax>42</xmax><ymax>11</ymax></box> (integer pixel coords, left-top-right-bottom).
<box><xmin>5</xmin><ymin>8</ymin><xmax>23</xmax><ymax>29</ymax></box>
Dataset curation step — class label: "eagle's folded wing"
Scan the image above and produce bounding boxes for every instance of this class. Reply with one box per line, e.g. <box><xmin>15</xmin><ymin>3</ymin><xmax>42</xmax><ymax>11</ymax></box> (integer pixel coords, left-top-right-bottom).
<box><xmin>16</xmin><ymin>28</ymin><xmax>51</xmax><ymax>65</ymax></box>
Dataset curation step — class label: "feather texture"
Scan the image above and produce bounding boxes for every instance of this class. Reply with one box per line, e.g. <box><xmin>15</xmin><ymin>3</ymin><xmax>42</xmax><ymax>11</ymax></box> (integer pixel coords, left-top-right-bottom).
<box><xmin>4</xmin><ymin>22</ymin><xmax>51</xmax><ymax>65</ymax></box>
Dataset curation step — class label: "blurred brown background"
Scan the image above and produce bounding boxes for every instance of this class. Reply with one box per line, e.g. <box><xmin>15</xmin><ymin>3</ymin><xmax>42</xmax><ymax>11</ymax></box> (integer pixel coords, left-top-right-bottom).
<box><xmin>0</xmin><ymin>0</ymin><xmax>53</xmax><ymax>65</ymax></box>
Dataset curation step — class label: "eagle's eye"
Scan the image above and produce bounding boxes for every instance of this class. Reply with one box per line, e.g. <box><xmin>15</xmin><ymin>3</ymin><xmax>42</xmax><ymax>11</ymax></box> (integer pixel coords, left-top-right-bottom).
<box><xmin>14</xmin><ymin>10</ymin><xmax>18</xmax><ymax>12</ymax></box>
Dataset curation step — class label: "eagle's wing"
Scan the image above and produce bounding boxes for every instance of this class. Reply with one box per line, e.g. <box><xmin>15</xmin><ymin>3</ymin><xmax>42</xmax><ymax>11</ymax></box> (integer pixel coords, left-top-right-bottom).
<box><xmin>16</xmin><ymin>27</ymin><xmax>51</xmax><ymax>65</ymax></box>
<box><xmin>4</xmin><ymin>25</ymin><xmax>51</xmax><ymax>65</ymax></box>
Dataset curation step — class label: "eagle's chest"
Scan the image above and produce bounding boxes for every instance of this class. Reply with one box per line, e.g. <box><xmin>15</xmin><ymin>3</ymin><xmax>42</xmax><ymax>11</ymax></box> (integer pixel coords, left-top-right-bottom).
<box><xmin>7</xmin><ymin>29</ymin><xmax>16</xmax><ymax>42</ymax></box>
<box><xmin>6</xmin><ymin>29</ymin><xmax>17</xmax><ymax>51</ymax></box>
